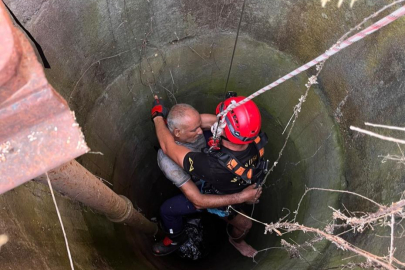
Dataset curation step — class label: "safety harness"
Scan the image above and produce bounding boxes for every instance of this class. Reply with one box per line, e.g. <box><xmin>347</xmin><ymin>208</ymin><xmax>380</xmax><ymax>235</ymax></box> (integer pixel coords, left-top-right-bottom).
<box><xmin>203</xmin><ymin>132</ymin><xmax>269</xmax><ymax>186</ymax></box>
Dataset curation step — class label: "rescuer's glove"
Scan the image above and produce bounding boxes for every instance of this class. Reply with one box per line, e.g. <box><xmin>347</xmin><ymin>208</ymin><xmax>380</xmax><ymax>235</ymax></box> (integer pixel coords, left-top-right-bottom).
<box><xmin>151</xmin><ymin>95</ymin><xmax>169</xmax><ymax>121</ymax></box>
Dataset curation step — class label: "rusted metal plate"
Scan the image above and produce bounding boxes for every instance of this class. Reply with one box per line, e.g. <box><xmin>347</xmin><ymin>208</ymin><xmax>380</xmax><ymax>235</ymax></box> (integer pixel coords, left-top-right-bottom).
<box><xmin>0</xmin><ymin>2</ymin><xmax>89</xmax><ymax>194</ymax></box>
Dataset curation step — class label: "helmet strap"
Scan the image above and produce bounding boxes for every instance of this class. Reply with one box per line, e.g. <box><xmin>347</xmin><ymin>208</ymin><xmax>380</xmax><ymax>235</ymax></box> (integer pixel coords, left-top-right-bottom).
<box><xmin>221</xmin><ymin>135</ymin><xmax>229</xmax><ymax>142</ymax></box>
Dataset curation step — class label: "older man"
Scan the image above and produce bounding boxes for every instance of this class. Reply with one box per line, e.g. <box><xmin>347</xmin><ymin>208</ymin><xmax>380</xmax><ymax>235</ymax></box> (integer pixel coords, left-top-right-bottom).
<box><xmin>152</xmin><ymin>100</ymin><xmax>265</xmax><ymax>258</ymax></box>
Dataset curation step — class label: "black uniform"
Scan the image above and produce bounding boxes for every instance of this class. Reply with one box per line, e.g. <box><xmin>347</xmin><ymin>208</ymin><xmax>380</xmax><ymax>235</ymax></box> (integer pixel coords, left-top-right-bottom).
<box><xmin>183</xmin><ymin>143</ymin><xmax>259</xmax><ymax>194</ymax></box>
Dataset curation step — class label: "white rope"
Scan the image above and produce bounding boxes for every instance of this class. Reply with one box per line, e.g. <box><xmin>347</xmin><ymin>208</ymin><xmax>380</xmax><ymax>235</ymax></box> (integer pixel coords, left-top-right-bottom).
<box><xmin>46</xmin><ymin>173</ymin><xmax>75</xmax><ymax>270</ymax></box>
<box><xmin>211</xmin><ymin>120</ymin><xmax>226</xmax><ymax>138</ymax></box>
<box><xmin>228</xmin><ymin>206</ymin><xmax>269</xmax><ymax>226</ymax></box>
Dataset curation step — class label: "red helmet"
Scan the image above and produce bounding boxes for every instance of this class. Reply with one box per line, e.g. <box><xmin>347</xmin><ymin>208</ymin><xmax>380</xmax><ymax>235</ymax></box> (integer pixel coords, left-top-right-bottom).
<box><xmin>216</xmin><ymin>96</ymin><xmax>261</xmax><ymax>144</ymax></box>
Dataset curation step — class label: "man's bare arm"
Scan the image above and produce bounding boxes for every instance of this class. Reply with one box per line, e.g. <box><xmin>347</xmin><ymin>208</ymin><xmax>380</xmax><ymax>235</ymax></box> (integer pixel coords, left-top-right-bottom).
<box><xmin>153</xmin><ymin>116</ymin><xmax>189</xmax><ymax>168</ymax></box>
<box><xmin>180</xmin><ymin>181</ymin><xmax>262</xmax><ymax>210</ymax></box>
<box><xmin>200</xmin><ymin>114</ymin><xmax>217</xmax><ymax>130</ymax></box>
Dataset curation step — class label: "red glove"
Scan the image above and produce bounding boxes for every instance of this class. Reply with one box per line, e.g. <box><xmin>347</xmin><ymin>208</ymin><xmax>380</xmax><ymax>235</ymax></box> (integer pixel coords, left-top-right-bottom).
<box><xmin>151</xmin><ymin>96</ymin><xmax>169</xmax><ymax>121</ymax></box>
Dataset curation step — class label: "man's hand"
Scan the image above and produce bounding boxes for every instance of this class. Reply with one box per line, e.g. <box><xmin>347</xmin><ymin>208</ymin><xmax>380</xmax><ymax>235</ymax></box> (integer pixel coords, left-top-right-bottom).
<box><xmin>151</xmin><ymin>95</ymin><xmax>169</xmax><ymax>121</ymax></box>
<box><xmin>241</xmin><ymin>184</ymin><xmax>262</xmax><ymax>204</ymax></box>
<box><xmin>180</xmin><ymin>181</ymin><xmax>262</xmax><ymax>209</ymax></box>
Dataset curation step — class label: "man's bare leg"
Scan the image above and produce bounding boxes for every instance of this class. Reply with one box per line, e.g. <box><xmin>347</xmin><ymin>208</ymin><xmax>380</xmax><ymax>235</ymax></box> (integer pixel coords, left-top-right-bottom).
<box><xmin>224</xmin><ymin>214</ymin><xmax>257</xmax><ymax>258</ymax></box>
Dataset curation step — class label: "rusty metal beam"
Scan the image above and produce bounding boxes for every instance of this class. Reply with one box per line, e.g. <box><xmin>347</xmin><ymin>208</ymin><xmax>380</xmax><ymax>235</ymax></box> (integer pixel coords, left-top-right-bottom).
<box><xmin>0</xmin><ymin>2</ymin><xmax>89</xmax><ymax>194</ymax></box>
<box><xmin>34</xmin><ymin>160</ymin><xmax>159</xmax><ymax>236</ymax></box>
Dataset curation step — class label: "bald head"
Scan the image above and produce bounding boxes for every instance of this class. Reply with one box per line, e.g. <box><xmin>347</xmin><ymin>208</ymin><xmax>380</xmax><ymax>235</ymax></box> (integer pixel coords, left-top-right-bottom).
<box><xmin>167</xmin><ymin>104</ymin><xmax>203</xmax><ymax>143</ymax></box>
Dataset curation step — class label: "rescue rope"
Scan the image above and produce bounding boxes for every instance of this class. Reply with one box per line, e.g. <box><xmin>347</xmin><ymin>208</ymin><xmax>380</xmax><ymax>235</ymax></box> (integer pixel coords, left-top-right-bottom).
<box><xmin>224</xmin><ymin>0</ymin><xmax>247</xmax><ymax>94</ymax></box>
<box><xmin>46</xmin><ymin>173</ymin><xmax>75</xmax><ymax>270</ymax></box>
<box><xmin>215</xmin><ymin>4</ymin><xmax>405</xmax><ymax>124</ymax></box>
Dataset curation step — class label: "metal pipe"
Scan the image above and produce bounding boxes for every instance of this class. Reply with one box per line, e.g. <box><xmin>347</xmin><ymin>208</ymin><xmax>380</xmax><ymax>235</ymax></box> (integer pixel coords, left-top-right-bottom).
<box><xmin>34</xmin><ymin>160</ymin><xmax>158</xmax><ymax>236</ymax></box>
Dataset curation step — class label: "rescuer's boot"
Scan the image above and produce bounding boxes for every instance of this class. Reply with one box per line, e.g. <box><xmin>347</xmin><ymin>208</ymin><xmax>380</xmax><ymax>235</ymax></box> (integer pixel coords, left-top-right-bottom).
<box><xmin>152</xmin><ymin>231</ymin><xmax>187</xmax><ymax>256</ymax></box>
